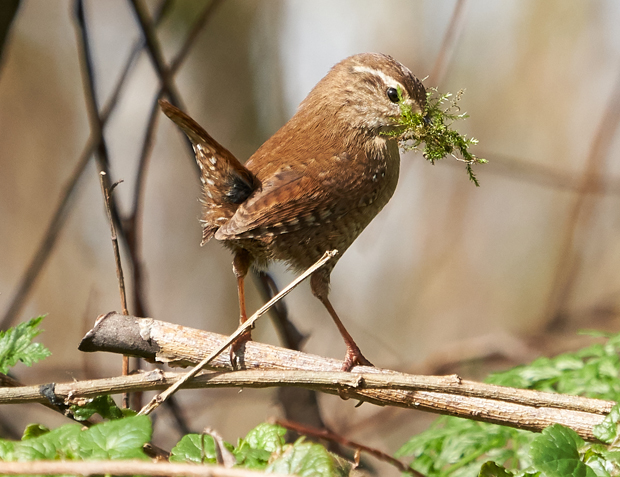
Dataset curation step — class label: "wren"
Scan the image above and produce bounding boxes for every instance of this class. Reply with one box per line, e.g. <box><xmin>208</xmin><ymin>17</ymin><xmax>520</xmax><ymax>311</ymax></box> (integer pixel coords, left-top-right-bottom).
<box><xmin>161</xmin><ymin>53</ymin><xmax>427</xmax><ymax>371</ymax></box>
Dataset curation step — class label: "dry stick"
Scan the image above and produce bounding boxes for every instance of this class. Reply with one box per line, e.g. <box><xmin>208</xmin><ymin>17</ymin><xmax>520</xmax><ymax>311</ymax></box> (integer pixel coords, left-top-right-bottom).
<box><xmin>1</xmin><ymin>367</ymin><xmax>611</xmax><ymax>442</ymax></box>
<box><xmin>0</xmin><ymin>461</ymin><xmax>292</xmax><ymax>477</ymax></box>
<box><xmin>79</xmin><ymin>0</ymin><xmax>219</xmax><ymax>427</ymax></box>
<box><xmin>470</xmin><ymin>151</ymin><xmax>620</xmax><ymax>196</ymax></box>
<box><xmin>128</xmin><ymin>0</ymin><xmax>185</xmax><ymax>109</ymax></box>
<box><xmin>98</xmin><ymin>172</ymin><xmax>130</xmax><ymax>409</ymax></box>
<box><xmin>542</xmin><ymin>67</ymin><xmax>620</xmax><ymax>328</ymax></box>
<box><xmin>138</xmin><ymin>250</ymin><xmax>338</xmax><ymax>416</ymax></box>
<box><xmin>4</xmin><ymin>365</ymin><xmax>612</xmax><ymax>417</ymax></box>
<box><xmin>127</xmin><ymin>0</ymin><xmax>224</xmax><ymax>317</ymax></box>
<box><xmin>0</xmin><ymin>0</ymin><xmax>190</xmax><ymax>329</ymax></box>
<box><xmin>275</xmin><ymin>418</ymin><xmax>421</xmax><ymax>477</ymax></box>
<box><xmin>74</xmin><ymin>313</ymin><xmax>614</xmax><ymax>418</ymax></box>
<box><xmin>0</xmin><ymin>373</ymin><xmax>96</xmax><ymax>428</ymax></box>
<box><xmin>77</xmin><ymin>1</ymin><xmax>136</xmax><ymax>406</ymax></box>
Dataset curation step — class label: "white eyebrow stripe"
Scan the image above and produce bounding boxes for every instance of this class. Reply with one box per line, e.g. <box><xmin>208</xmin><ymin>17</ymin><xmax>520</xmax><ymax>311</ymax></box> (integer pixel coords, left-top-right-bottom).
<box><xmin>352</xmin><ymin>65</ymin><xmax>405</xmax><ymax>91</ymax></box>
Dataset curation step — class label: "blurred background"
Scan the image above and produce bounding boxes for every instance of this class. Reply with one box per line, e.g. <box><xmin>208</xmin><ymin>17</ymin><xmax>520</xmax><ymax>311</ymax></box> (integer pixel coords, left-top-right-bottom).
<box><xmin>2</xmin><ymin>0</ymin><xmax>620</xmax><ymax>474</ymax></box>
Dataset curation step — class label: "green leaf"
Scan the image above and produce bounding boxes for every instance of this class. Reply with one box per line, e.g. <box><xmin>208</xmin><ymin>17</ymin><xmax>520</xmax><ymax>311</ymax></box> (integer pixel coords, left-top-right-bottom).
<box><xmin>530</xmin><ymin>424</ymin><xmax>596</xmax><ymax>477</ymax></box>
<box><xmin>478</xmin><ymin>461</ymin><xmax>515</xmax><ymax>476</ymax></box>
<box><xmin>242</xmin><ymin>423</ymin><xmax>286</xmax><ymax>453</ymax></box>
<box><xmin>0</xmin><ymin>439</ymin><xmax>16</xmax><ymax>460</ymax></box>
<box><xmin>234</xmin><ymin>423</ymin><xmax>287</xmax><ymax>469</ymax></box>
<box><xmin>0</xmin><ymin>316</ymin><xmax>51</xmax><ymax>374</ymax></box>
<box><xmin>77</xmin><ymin>415</ymin><xmax>151</xmax><ymax>460</ymax></box>
<box><xmin>170</xmin><ymin>434</ymin><xmax>219</xmax><ymax>464</ymax></box>
<box><xmin>22</xmin><ymin>424</ymin><xmax>50</xmax><ymax>440</ymax></box>
<box><xmin>593</xmin><ymin>404</ymin><xmax>620</xmax><ymax>444</ymax></box>
<box><xmin>583</xmin><ymin>453</ymin><xmax>612</xmax><ymax>477</ymax></box>
<box><xmin>266</xmin><ymin>441</ymin><xmax>348</xmax><ymax>477</ymax></box>
<box><xmin>234</xmin><ymin>443</ymin><xmax>272</xmax><ymax>469</ymax></box>
<box><xmin>13</xmin><ymin>424</ymin><xmax>82</xmax><ymax>460</ymax></box>
<box><xmin>69</xmin><ymin>395</ymin><xmax>124</xmax><ymax>421</ymax></box>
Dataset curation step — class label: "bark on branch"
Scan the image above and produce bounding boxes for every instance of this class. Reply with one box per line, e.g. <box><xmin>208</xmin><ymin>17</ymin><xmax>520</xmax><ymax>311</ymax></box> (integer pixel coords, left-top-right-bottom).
<box><xmin>5</xmin><ymin>312</ymin><xmax>611</xmax><ymax>442</ymax></box>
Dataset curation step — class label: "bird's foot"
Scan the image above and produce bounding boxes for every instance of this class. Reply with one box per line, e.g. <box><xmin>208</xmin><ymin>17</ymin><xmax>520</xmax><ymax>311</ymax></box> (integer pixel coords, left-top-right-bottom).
<box><xmin>229</xmin><ymin>330</ymin><xmax>252</xmax><ymax>369</ymax></box>
<box><xmin>341</xmin><ymin>345</ymin><xmax>373</xmax><ymax>371</ymax></box>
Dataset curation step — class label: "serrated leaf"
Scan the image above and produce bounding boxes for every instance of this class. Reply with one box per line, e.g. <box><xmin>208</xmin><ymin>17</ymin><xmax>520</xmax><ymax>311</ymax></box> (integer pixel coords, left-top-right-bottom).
<box><xmin>478</xmin><ymin>461</ymin><xmax>515</xmax><ymax>476</ymax></box>
<box><xmin>530</xmin><ymin>424</ymin><xmax>596</xmax><ymax>477</ymax></box>
<box><xmin>583</xmin><ymin>455</ymin><xmax>612</xmax><ymax>477</ymax></box>
<box><xmin>234</xmin><ymin>444</ymin><xmax>272</xmax><ymax>470</ymax></box>
<box><xmin>243</xmin><ymin>423</ymin><xmax>286</xmax><ymax>453</ymax></box>
<box><xmin>170</xmin><ymin>434</ymin><xmax>218</xmax><ymax>464</ymax></box>
<box><xmin>0</xmin><ymin>316</ymin><xmax>51</xmax><ymax>374</ymax></box>
<box><xmin>0</xmin><ymin>439</ymin><xmax>16</xmax><ymax>460</ymax></box>
<box><xmin>266</xmin><ymin>441</ymin><xmax>348</xmax><ymax>477</ymax></box>
<box><xmin>22</xmin><ymin>424</ymin><xmax>50</xmax><ymax>440</ymax></box>
<box><xmin>77</xmin><ymin>415</ymin><xmax>151</xmax><ymax>460</ymax></box>
<box><xmin>13</xmin><ymin>424</ymin><xmax>82</xmax><ymax>460</ymax></box>
<box><xmin>70</xmin><ymin>395</ymin><xmax>124</xmax><ymax>421</ymax></box>
<box><xmin>593</xmin><ymin>404</ymin><xmax>620</xmax><ymax>444</ymax></box>
<box><xmin>233</xmin><ymin>423</ymin><xmax>287</xmax><ymax>469</ymax></box>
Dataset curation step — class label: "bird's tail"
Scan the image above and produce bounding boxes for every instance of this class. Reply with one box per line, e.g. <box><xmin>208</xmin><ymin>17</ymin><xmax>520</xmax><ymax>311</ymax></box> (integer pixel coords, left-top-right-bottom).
<box><xmin>159</xmin><ymin>100</ymin><xmax>259</xmax><ymax>244</ymax></box>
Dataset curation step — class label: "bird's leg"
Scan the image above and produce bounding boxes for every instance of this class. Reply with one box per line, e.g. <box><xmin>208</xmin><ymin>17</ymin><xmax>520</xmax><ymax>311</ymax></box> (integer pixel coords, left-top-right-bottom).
<box><xmin>230</xmin><ymin>249</ymin><xmax>252</xmax><ymax>367</ymax></box>
<box><xmin>311</xmin><ymin>272</ymin><xmax>373</xmax><ymax>371</ymax></box>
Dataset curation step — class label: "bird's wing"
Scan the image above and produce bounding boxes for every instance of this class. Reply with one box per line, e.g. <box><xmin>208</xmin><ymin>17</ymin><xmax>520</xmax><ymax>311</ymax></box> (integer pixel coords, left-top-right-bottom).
<box><xmin>215</xmin><ymin>152</ymin><xmax>366</xmax><ymax>240</ymax></box>
<box><xmin>160</xmin><ymin>100</ymin><xmax>260</xmax><ymax>244</ymax></box>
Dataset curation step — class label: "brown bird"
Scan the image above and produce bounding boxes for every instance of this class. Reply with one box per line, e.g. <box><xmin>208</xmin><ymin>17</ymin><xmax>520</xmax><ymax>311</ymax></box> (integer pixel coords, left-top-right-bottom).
<box><xmin>161</xmin><ymin>53</ymin><xmax>426</xmax><ymax>371</ymax></box>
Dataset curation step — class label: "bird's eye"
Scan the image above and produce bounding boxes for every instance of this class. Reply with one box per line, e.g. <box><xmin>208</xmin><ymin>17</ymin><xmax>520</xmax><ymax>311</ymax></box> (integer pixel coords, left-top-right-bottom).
<box><xmin>386</xmin><ymin>87</ymin><xmax>400</xmax><ymax>103</ymax></box>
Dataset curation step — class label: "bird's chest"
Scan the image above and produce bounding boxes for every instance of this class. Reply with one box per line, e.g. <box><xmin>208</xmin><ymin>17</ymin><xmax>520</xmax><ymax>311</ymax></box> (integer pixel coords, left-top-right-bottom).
<box><xmin>336</xmin><ymin>137</ymin><xmax>400</xmax><ymax>221</ymax></box>
<box><xmin>306</xmin><ymin>137</ymin><xmax>400</xmax><ymax>247</ymax></box>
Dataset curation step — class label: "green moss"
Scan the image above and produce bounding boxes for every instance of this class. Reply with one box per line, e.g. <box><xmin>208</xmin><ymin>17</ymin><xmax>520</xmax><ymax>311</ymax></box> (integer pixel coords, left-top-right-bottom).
<box><xmin>390</xmin><ymin>87</ymin><xmax>487</xmax><ymax>187</ymax></box>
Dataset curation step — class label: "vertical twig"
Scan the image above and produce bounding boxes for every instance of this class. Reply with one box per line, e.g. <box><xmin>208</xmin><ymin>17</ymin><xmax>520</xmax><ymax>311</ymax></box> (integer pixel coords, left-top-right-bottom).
<box><xmin>429</xmin><ymin>0</ymin><xmax>468</xmax><ymax>86</ymax></box>
<box><xmin>128</xmin><ymin>0</ymin><xmax>185</xmax><ymax>108</ymax></box>
<box><xmin>542</xmin><ymin>68</ymin><xmax>620</xmax><ymax>327</ymax></box>
<box><xmin>0</xmin><ymin>0</ymin><xmax>171</xmax><ymax>330</ymax></box>
<box><xmin>99</xmin><ymin>172</ymin><xmax>130</xmax><ymax>408</ymax></box>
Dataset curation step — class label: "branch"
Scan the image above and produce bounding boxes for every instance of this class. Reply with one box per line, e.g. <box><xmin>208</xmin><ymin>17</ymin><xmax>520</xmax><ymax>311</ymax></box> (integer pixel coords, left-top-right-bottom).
<box><xmin>137</xmin><ymin>250</ymin><xmax>338</xmax><ymax>415</ymax></box>
<box><xmin>1</xmin><ymin>315</ymin><xmax>585</xmax><ymax>441</ymax></box>
<box><xmin>275</xmin><ymin>418</ymin><xmax>419</xmax><ymax>476</ymax></box>
<box><xmin>0</xmin><ymin>460</ymin><xmax>292</xmax><ymax>477</ymax></box>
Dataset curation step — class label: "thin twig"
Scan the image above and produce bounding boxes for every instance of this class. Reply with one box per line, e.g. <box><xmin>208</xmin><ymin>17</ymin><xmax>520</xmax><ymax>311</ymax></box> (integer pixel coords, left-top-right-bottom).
<box><xmin>169</xmin><ymin>0</ymin><xmax>223</xmax><ymax>73</ymax></box>
<box><xmin>137</xmin><ymin>250</ymin><xmax>338</xmax><ymax>416</ymax></box>
<box><xmin>254</xmin><ymin>272</ymin><xmax>306</xmax><ymax>352</ymax></box>
<box><xmin>429</xmin><ymin>0</ymin><xmax>468</xmax><ymax>85</ymax></box>
<box><xmin>99</xmin><ymin>172</ymin><xmax>130</xmax><ymax>408</ymax></box>
<box><xmin>0</xmin><ymin>461</ymin><xmax>291</xmax><ymax>477</ymax></box>
<box><xmin>0</xmin><ymin>367</ymin><xmax>611</xmax><ymax>442</ymax></box>
<box><xmin>76</xmin><ymin>0</ymin><xmax>133</xmax><ymax>406</ymax></box>
<box><xmin>0</xmin><ymin>142</ymin><xmax>94</xmax><ymax>329</ymax></box>
<box><xmin>0</xmin><ymin>2</ymin><xmax>173</xmax><ymax>329</ymax></box>
<box><xmin>120</xmin><ymin>0</ymin><xmax>223</xmax><ymax>427</ymax></box>
<box><xmin>275</xmin><ymin>418</ymin><xmax>421</xmax><ymax>476</ymax></box>
<box><xmin>99</xmin><ymin>173</ymin><xmax>129</xmax><ymax>316</ymax></box>
<box><xmin>128</xmin><ymin>0</ymin><xmax>185</xmax><ymax>108</ymax></box>
<box><xmin>542</xmin><ymin>67</ymin><xmax>620</xmax><ymax>327</ymax></box>
<box><xmin>0</xmin><ymin>373</ymin><xmax>96</xmax><ymax>428</ymax></box>
<box><xmin>470</xmin><ymin>151</ymin><xmax>620</xmax><ymax>195</ymax></box>
<box><xmin>125</xmin><ymin>0</ymin><xmax>225</xmax><ymax>319</ymax></box>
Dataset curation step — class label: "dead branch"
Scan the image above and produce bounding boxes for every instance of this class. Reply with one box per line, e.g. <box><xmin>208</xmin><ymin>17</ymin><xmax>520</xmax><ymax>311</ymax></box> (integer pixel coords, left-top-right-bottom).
<box><xmin>0</xmin><ymin>460</ymin><xmax>291</xmax><ymax>477</ymax></box>
<box><xmin>0</xmin><ymin>313</ymin><xmax>598</xmax><ymax>441</ymax></box>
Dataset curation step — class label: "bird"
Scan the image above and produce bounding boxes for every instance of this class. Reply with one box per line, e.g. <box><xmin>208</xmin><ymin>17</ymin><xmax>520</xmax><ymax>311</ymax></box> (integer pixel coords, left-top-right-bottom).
<box><xmin>160</xmin><ymin>52</ymin><xmax>427</xmax><ymax>371</ymax></box>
